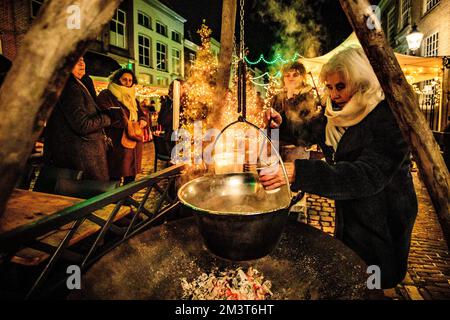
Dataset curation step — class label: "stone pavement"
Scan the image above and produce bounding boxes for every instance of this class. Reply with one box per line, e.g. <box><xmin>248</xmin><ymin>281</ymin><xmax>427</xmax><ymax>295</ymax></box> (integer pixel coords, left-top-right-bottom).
<box><xmin>292</xmin><ymin>172</ymin><xmax>450</xmax><ymax>300</ymax></box>
<box><xmin>140</xmin><ymin>141</ymin><xmax>450</xmax><ymax>300</ymax></box>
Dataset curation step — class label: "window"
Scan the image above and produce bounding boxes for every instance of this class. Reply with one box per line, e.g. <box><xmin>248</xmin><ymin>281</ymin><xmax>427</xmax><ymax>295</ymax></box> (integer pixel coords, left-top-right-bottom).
<box><xmin>157</xmin><ymin>76</ymin><xmax>168</xmax><ymax>87</ymax></box>
<box><xmin>423</xmin><ymin>32</ymin><xmax>439</xmax><ymax>57</ymax></box>
<box><xmin>171</xmin><ymin>31</ymin><xmax>181</xmax><ymax>43</ymax></box>
<box><xmin>110</xmin><ymin>9</ymin><xmax>127</xmax><ymax>49</ymax></box>
<box><xmin>189</xmin><ymin>53</ymin><xmax>196</xmax><ymax>62</ymax></box>
<box><xmin>425</xmin><ymin>0</ymin><xmax>440</xmax><ymax>13</ymax></box>
<box><xmin>31</xmin><ymin>0</ymin><xmax>44</xmax><ymax>18</ymax></box>
<box><xmin>172</xmin><ymin>49</ymin><xmax>181</xmax><ymax>75</ymax></box>
<box><xmin>138</xmin><ymin>35</ymin><xmax>151</xmax><ymax>67</ymax></box>
<box><xmin>139</xmin><ymin>73</ymin><xmax>153</xmax><ymax>85</ymax></box>
<box><xmin>156</xmin><ymin>21</ymin><xmax>167</xmax><ymax>37</ymax></box>
<box><xmin>400</xmin><ymin>0</ymin><xmax>411</xmax><ymax>28</ymax></box>
<box><xmin>138</xmin><ymin>12</ymin><xmax>151</xmax><ymax>29</ymax></box>
<box><xmin>419</xmin><ymin>79</ymin><xmax>439</xmax><ymax>130</ymax></box>
<box><xmin>156</xmin><ymin>42</ymin><xmax>167</xmax><ymax>71</ymax></box>
<box><xmin>387</xmin><ymin>9</ymin><xmax>396</xmax><ymax>46</ymax></box>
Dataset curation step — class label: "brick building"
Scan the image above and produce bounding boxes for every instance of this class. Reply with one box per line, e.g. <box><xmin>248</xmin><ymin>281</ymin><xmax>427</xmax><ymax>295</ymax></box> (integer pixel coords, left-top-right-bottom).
<box><xmin>379</xmin><ymin>0</ymin><xmax>450</xmax><ymax>131</ymax></box>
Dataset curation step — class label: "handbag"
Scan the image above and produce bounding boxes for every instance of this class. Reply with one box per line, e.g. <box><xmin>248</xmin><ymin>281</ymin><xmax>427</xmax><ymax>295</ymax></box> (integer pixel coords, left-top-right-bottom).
<box><xmin>120</xmin><ymin>110</ymin><xmax>143</xmax><ymax>149</ymax></box>
<box><xmin>126</xmin><ymin>120</ymin><xmax>143</xmax><ymax>142</ymax></box>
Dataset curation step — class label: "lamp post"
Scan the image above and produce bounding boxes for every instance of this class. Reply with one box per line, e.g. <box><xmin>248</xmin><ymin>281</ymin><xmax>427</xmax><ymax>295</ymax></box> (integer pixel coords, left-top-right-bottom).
<box><xmin>406</xmin><ymin>24</ymin><xmax>424</xmax><ymax>56</ymax></box>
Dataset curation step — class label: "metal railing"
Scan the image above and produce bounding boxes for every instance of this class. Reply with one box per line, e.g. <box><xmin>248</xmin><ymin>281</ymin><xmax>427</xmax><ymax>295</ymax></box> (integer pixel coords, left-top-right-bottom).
<box><xmin>0</xmin><ymin>164</ymin><xmax>185</xmax><ymax>299</ymax></box>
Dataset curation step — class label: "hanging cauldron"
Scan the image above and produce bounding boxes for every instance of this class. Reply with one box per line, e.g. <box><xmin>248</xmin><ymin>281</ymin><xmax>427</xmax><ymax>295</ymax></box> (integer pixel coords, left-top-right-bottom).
<box><xmin>178</xmin><ymin>57</ymin><xmax>303</xmax><ymax>261</ymax></box>
<box><xmin>178</xmin><ymin>172</ymin><xmax>298</xmax><ymax>261</ymax></box>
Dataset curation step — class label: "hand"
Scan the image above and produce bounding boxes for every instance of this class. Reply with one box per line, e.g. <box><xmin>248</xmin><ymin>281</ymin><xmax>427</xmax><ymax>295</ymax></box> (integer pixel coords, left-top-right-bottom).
<box><xmin>259</xmin><ymin>162</ymin><xmax>295</xmax><ymax>190</ymax></box>
<box><xmin>139</xmin><ymin>120</ymin><xmax>148</xmax><ymax>128</ymax></box>
<box><xmin>265</xmin><ymin>107</ymin><xmax>282</xmax><ymax>129</ymax></box>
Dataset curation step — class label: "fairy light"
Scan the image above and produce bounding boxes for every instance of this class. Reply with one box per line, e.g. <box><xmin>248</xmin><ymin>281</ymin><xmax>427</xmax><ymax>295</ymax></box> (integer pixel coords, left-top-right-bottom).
<box><xmin>178</xmin><ymin>21</ymin><xmax>219</xmax><ymax>164</ymax></box>
<box><xmin>93</xmin><ymin>81</ymin><xmax>167</xmax><ymax>99</ymax></box>
<box><xmin>245</xmin><ymin>52</ymin><xmax>302</xmax><ymax>65</ymax></box>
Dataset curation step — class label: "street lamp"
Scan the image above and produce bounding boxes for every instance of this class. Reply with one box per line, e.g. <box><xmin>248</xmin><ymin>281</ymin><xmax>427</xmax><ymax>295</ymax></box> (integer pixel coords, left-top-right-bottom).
<box><xmin>406</xmin><ymin>24</ymin><xmax>424</xmax><ymax>55</ymax></box>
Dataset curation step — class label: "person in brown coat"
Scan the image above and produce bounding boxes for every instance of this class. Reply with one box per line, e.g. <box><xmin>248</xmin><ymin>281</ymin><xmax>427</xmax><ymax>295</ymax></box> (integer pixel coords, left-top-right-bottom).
<box><xmin>97</xmin><ymin>69</ymin><xmax>147</xmax><ymax>184</ymax></box>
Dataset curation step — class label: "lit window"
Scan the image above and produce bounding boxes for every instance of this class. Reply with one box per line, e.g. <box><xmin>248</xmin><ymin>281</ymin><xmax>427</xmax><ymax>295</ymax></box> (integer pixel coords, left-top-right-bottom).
<box><xmin>156</xmin><ymin>21</ymin><xmax>167</xmax><ymax>37</ymax></box>
<box><xmin>423</xmin><ymin>32</ymin><xmax>439</xmax><ymax>57</ymax></box>
<box><xmin>419</xmin><ymin>79</ymin><xmax>439</xmax><ymax>130</ymax></box>
<box><xmin>110</xmin><ymin>9</ymin><xmax>127</xmax><ymax>49</ymax></box>
<box><xmin>172</xmin><ymin>49</ymin><xmax>181</xmax><ymax>75</ymax></box>
<box><xmin>157</xmin><ymin>76</ymin><xmax>168</xmax><ymax>87</ymax></box>
<box><xmin>156</xmin><ymin>42</ymin><xmax>167</xmax><ymax>71</ymax></box>
<box><xmin>139</xmin><ymin>73</ymin><xmax>153</xmax><ymax>85</ymax></box>
<box><xmin>138</xmin><ymin>12</ymin><xmax>151</xmax><ymax>30</ymax></box>
<box><xmin>171</xmin><ymin>31</ymin><xmax>181</xmax><ymax>43</ymax></box>
<box><xmin>138</xmin><ymin>35</ymin><xmax>151</xmax><ymax>67</ymax></box>
<box><xmin>425</xmin><ymin>0</ymin><xmax>440</xmax><ymax>13</ymax></box>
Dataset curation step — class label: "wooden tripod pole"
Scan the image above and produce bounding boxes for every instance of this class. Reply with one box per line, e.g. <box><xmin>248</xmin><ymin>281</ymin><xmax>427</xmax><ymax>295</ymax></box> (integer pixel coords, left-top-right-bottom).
<box><xmin>339</xmin><ymin>0</ymin><xmax>450</xmax><ymax>248</ymax></box>
<box><xmin>210</xmin><ymin>0</ymin><xmax>237</xmax><ymax>127</ymax></box>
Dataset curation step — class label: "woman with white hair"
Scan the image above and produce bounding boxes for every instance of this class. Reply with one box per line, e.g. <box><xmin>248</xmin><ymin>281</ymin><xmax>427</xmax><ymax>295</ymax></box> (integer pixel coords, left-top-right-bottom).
<box><xmin>262</xmin><ymin>47</ymin><xmax>418</xmax><ymax>289</ymax></box>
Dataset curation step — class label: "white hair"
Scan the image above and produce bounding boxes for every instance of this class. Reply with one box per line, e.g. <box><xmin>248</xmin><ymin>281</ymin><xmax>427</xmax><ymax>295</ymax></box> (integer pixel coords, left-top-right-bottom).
<box><xmin>319</xmin><ymin>47</ymin><xmax>384</xmax><ymax>98</ymax></box>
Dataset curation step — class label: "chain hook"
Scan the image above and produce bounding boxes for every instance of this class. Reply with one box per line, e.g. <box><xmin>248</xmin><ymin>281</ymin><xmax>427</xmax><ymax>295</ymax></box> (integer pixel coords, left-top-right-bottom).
<box><xmin>239</xmin><ymin>0</ymin><xmax>245</xmax><ymax>60</ymax></box>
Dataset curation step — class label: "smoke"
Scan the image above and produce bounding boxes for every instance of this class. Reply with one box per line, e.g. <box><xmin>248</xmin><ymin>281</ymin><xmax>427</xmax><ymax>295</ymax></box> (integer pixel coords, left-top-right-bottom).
<box><xmin>258</xmin><ymin>0</ymin><xmax>326</xmax><ymax>64</ymax></box>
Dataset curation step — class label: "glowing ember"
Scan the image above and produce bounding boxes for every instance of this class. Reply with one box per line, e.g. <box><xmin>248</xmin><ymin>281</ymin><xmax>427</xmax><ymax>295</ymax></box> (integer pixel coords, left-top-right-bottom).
<box><xmin>181</xmin><ymin>267</ymin><xmax>273</xmax><ymax>300</ymax></box>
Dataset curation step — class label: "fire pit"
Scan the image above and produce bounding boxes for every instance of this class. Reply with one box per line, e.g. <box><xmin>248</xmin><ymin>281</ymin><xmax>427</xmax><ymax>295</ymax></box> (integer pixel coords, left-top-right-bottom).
<box><xmin>69</xmin><ymin>217</ymin><xmax>375</xmax><ymax>300</ymax></box>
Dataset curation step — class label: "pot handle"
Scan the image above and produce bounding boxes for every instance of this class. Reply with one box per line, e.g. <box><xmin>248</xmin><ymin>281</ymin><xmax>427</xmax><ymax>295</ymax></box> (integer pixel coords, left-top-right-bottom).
<box><xmin>211</xmin><ymin>116</ymin><xmax>294</xmax><ymax>200</ymax></box>
<box><xmin>290</xmin><ymin>190</ymin><xmax>305</xmax><ymax>207</ymax></box>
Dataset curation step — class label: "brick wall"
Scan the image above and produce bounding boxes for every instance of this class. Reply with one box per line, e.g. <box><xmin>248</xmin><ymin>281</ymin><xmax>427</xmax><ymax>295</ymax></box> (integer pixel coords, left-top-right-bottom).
<box><xmin>0</xmin><ymin>0</ymin><xmax>32</xmax><ymax>60</ymax></box>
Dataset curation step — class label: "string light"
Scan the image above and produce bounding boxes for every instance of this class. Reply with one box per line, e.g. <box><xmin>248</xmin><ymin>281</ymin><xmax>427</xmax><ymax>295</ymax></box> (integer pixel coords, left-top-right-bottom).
<box><xmin>178</xmin><ymin>21</ymin><xmax>219</xmax><ymax>164</ymax></box>
<box><xmin>93</xmin><ymin>81</ymin><xmax>167</xmax><ymax>98</ymax></box>
<box><xmin>244</xmin><ymin>52</ymin><xmax>302</xmax><ymax>65</ymax></box>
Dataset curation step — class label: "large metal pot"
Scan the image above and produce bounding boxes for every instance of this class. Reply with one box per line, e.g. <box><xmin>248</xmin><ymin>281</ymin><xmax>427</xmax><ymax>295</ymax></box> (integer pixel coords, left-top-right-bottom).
<box><xmin>178</xmin><ymin>172</ymin><xmax>295</xmax><ymax>261</ymax></box>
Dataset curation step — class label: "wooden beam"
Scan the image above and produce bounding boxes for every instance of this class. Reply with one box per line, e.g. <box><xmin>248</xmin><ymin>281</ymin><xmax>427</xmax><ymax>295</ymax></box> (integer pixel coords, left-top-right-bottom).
<box><xmin>339</xmin><ymin>0</ymin><xmax>450</xmax><ymax>248</ymax></box>
<box><xmin>210</xmin><ymin>0</ymin><xmax>237</xmax><ymax>127</ymax></box>
<box><xmin>0</xmin><ymin>0</ymin><xmax>123</xmax><ymax>217</ymax></box>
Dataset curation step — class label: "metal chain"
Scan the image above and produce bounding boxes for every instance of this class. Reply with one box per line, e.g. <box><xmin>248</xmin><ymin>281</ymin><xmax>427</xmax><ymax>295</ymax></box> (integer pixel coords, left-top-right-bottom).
<box><xmin>239</xmin><ymin>0</ymin><xmax>245</xmax><ymax>59</ymax></box>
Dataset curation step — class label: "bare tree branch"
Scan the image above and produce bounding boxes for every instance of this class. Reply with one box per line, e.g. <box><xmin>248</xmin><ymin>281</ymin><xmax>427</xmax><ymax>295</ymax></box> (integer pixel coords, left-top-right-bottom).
<box><xmin>0</xmin><ymin>0</ymin><xmax>123</xmax><ymax>216</ymax></box>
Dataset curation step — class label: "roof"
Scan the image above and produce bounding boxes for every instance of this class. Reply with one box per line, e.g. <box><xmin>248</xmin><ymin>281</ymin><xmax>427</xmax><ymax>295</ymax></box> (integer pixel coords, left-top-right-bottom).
<box><xmin>299</xmin><ymin>32</ymin><xmax>442</xmax><ymax>84</ymax></box>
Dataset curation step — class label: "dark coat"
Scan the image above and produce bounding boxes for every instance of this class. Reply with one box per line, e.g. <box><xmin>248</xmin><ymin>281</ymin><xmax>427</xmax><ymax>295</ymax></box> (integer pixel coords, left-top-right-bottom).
<box><xmin>291</xmin><ymin>101</ymin><xmax>418</xmax><ymax>288</ymax></box>
<box><xmin>271</xmin><ymin>89</ymin><xmax>321</xmax><ymax>147</ymax></box>
<box><xmin>44</xmin><ymin>74</ymin><xmax>111</xmax><ymax>181</ymax></box>
<box><xmin>81</xmin><ymin>74</ymin><xmax>98</xmax><ymax>102</ymax></box>
<box><xmin>157</xmin><ymin>95</ymin><xmax>176</xmax><ymax>150</ymax></box>
<box><xmin>97</xmin><ymin>89</ymin><xmax>146</xmax><ymax>179</ymax></box>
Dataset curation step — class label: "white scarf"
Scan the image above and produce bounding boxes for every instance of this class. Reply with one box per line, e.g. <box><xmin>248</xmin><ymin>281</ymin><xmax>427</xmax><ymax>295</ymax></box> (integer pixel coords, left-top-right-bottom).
<box><xmin>325</xmin><ymin>89</ymin><xmax>384</xmax><ymax>151</ymax></box>
<box><xmin>108</xmin><ymin>82</ymin><xmax>138</xmax><ymax>121</ymax></box>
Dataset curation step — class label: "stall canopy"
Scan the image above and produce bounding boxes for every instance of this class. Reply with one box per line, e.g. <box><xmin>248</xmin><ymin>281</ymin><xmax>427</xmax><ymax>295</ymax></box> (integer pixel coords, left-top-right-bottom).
<box><xmin>300</xmin><ymin>32</ymin><xmax>443</xmax><ymax>84</ymax></box>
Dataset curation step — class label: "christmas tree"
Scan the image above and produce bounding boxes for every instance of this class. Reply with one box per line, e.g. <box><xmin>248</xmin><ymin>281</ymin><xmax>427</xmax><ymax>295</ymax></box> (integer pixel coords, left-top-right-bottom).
<box><xmin>181</xmin><ymin>21</ymin><xmax>218</xmax><ymax>136</ymax></box>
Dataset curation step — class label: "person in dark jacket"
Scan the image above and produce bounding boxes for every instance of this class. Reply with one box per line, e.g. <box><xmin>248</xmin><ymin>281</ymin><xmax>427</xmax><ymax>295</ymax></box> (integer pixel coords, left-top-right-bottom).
<box><xmin>44</xmin><ymin>57</ymin><xmax>112</xmax><ymax>181</ymax></box>
<box><xmin>261</xmin><ymin>48</ymin><xmax>418</xmax><ymax>289</ymax></box>
<box><xmin>157</xmin><ymin>79</ymin><xmax>185</xmax><ymax>150</ymax></box>
<box><xmin>97</xmin><ymin>68</ymin><xmax>147</xmax><ymax>184</ymax></box>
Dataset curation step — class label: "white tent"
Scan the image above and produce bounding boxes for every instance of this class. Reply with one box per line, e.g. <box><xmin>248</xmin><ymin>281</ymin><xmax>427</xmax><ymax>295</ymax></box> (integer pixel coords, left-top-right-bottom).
<box><xmin>299</xmin><ymin>32</ymin><xmax>443</xmax><ymax>84</ymax></box>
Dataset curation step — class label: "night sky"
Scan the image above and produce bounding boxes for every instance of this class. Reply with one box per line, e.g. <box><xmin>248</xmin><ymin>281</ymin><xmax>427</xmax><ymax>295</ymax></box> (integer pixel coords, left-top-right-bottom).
<box><xmin>161</xmin><ymin>0</ymin><xmax>371</xmax><ymax>70</ymax></box>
